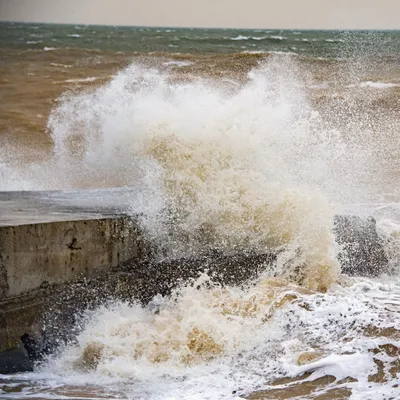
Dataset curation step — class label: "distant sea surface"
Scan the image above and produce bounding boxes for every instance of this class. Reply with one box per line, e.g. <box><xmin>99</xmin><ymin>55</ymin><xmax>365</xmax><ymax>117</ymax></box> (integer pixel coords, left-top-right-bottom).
<box><xmin>3</xmin><ymin>22</ymin><xmax>400</xmax><ymax>56</ymax></box>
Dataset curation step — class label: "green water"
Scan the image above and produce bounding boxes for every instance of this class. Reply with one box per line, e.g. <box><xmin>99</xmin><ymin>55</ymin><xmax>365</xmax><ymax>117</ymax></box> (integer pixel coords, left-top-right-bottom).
<box><xmin>1</xmin><ymin>21</ymin><xmax>400</xmax><ymax>58</ymax></box>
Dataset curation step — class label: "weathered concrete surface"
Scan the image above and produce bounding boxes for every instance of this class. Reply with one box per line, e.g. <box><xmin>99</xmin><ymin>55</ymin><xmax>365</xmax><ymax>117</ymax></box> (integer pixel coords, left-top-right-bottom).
<box><xmin>0</xmin><ymin>215</ymin><xmax>147</xmax><ymax>353</ymax></box>
<box><xmin>0</xmin><ymin>217</ymin><xmax>144</xmax><ymax>299</ymax></box>
<box><xmin>0</xmin><ymin>188</ymin><xmax>135</xmax><ymax>227</ymax></box>
<box><xmin>0</xmin><ymin>190</ymin><xmax>150</xmax><ymax>362</ymax></box>
<box><xmin>0</xmin><ymin>294</ymin><xmax>42</xmax><ymax>352</ymax></box>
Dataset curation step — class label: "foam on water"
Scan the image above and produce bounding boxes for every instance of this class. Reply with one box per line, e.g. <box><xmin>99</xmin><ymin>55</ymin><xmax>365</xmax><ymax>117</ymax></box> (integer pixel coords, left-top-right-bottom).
<box><xmin>3</xmin><ymin>276</ymin><xmax>398</xmax><ymax>399</ymax></box>
<box><xmin>53</xmin><ymin>77</ymin><xmax>100</xmax><ymax>84</ymax></box>
<box><xmin>359</xmin><ymin>81</ymin><xmax>400</xmax><ymax>89</ymax></box>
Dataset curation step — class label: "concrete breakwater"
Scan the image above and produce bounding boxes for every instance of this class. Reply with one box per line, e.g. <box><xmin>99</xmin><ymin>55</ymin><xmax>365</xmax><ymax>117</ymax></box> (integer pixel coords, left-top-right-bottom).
<box><xmin>0</xmin><ymin>189</ymin><xmax>389</xmax><ymax>373</ymax></box>
<box><xmin>0</xmin><ymin>189</ymin><xmax>149</xmax><ymax>373</ymax></box>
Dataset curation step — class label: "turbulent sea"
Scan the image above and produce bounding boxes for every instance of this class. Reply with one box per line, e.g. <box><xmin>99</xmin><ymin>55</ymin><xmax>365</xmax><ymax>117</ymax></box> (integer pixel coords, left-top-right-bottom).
<box><xmin>1</xmin><ymin>22</ymin><xmax>400</xmax><ymax>399</ymax></box>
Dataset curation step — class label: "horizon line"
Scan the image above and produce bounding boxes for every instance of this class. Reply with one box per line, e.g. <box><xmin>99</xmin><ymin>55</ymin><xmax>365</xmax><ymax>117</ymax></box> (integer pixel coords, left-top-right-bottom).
<box><xmin>1</xmin><ymin>19</ymin><xmax>399</xmax><ymax>32</ymax></box>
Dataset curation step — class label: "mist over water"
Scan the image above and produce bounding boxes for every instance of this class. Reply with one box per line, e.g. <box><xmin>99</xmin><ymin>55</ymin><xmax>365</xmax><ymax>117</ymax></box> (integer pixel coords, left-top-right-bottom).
<box><xmin>2</xmin><ymin>26</ymin><xmax>400</xmax><ymax>400</ymax></box>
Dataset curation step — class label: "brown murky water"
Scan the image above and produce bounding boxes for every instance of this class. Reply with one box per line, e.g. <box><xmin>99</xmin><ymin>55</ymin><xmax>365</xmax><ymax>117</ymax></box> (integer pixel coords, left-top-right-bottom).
<box><xmin>3</xmin><ymin>47</ymin><xmax>400</xmax><ymax>199</ymax></box>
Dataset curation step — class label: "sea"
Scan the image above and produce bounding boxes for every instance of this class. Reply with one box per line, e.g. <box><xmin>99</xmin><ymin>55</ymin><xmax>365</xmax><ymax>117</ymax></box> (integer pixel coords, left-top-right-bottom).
<box><xmin>1</xmin><ymin>22</ymin><xmax>400</xmax><ymax>399</ymax></box>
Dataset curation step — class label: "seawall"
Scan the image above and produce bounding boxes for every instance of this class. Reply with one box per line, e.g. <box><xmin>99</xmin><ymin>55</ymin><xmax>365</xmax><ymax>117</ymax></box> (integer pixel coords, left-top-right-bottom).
<box><xmin>0</xmin><ymin>189</ymin><xmax>148</xmax><ymax>360</ymax></box>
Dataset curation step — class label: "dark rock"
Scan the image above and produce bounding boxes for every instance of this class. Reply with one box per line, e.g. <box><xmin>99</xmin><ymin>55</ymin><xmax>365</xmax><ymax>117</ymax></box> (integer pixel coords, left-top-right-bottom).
<box><xmin>0</xmin><ymin>340</ymin><xmax>33</xmax><ymax>374</ymax></box>
<box><xmin>119</xmin><ymin>251</ymin><xmax>277</xmax><ymax>303</ymax></box>
<box><xmin>334</xmin><ymin>215</ymin><xmax>388</xmax><ymax>275</ymax></box>
<box><xmin>20</xmin><ymin>332</ymin><xmax>43</xmax><ymax>361</ymax></box>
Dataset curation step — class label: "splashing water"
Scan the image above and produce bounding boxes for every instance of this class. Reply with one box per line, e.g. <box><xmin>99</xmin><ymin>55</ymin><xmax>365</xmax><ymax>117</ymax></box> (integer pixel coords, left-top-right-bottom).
<box><xmin>32</xmin><ymin>275</ymin><xmax>400</xmax><ymax>400</ymax></box>
<box><xmin>45</xmin><ymin>59</ymin><xmax>348</xmax><ymax>290</ymax></box>
<box><xmin>3</xmin><ymin>57</ymin><xmax>400</xmax><ymax>400</ymax></box>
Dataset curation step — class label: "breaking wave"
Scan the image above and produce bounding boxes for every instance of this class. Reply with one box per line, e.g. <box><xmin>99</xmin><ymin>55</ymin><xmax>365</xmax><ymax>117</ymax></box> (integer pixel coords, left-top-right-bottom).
<box><xmin>43</xmin><ymin>59</ymin><xmax>355</xmax><ymax>290</ymax></box>
<box><xmin>40</xmin><ymin>275</ymin><xmax>400</xmax><ymax>400</ymax></box>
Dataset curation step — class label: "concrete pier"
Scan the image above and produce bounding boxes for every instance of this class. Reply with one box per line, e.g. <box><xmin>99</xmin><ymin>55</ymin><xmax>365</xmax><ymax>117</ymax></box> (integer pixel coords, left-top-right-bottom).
<box><xmin>0</xmin><ymin>189</ymin><xmax>148</xmax><ymax>360</ymax></box>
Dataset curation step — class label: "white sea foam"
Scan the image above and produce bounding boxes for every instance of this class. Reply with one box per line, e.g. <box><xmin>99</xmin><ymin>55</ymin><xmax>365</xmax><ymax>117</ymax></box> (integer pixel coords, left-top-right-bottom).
<box><xmin>53</xmin><ymin>77</ymin><xmax>99</xmax><ymax>84</ymax></box>
<box><xmin>43</xmin><ymin>46</ymin><xmax>57</xmax><ymax>51</ymax></box>
<box><xmin>5</xmin><ymin>276</ymin><xmax>393</xmax><ymax>400</ymax></box>
<box><xmin>241</xmin><ymin>50</ymin><xmax>266</xmax><ymax>54</ymax></box>
<box><xmin>162</xmin><ymin>60</ymin><xmax>194</xmax><ymax>67</ymax></box>
<box><xmin>360</xmin><ymin>81</ymin><xmax>400</xmax><ymax>89</ymax></box>
<box><xmin>270</xmin><ymin>35</ymin><xmax>287</xmax><ymax>40</ymax></box>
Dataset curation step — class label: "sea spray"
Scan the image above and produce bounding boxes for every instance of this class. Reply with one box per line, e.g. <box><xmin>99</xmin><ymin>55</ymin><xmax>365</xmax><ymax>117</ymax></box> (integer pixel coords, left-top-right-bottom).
<box><xmin>31</xmin><ymin>60</ymin><xmax>353</xmax><ymax>398</ymax></box>
<box><xmin>44</xmin><ymin>275</ymin><xmax>400</xmax><ymax>399</ymax></box>
<box><xmin>54</xmin><ymin>277</ymin><xmax>311</xmax><ymax>372</ymax></box>
<box><xmin>46</xmin><ymin>59</ymin><xmax>343</xmax><ymax>289</ymax></box>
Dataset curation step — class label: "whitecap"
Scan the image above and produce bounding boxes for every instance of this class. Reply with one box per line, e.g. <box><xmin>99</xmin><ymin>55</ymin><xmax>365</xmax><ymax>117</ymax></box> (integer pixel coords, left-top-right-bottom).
<box><xmin>325</xmin><ymin>38</ymin><xmax>345</xmax><ymax>43</ymax></box>
<box><xmin>53</xmin><ymin>77</ymin><xmax>99</xmax><ymax>84</ymax></box>
<box><xmin>162</xmin><ymin>60</ymin><xmax>194</xmax><ymax>67</ymax></box>
<box><xmin>231</xmin><ymin>35</ymin><xmax>249</xmax><ymax>41</ymax></box>
<box><xmin>359</xmin><ymin>81</ymin><xmax>400</xmax><ymax>89</ymax></box>
<box><xmin>50</xmin><ymin>63</ymin><xmax>73</xmax><ymax>68</ymax></box>
<box><xmin>241</xmin><ymin>50</ymin><xmax>266</xmax><ymax>54</ymax></box>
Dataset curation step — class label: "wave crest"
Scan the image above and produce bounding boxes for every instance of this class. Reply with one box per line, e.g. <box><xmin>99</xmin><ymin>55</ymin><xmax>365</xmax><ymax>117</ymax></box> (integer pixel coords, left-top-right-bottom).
<box><xmin>46</xmin><ymin>60</ymin><xmax>343</xmax><ymax>289</ymax></box>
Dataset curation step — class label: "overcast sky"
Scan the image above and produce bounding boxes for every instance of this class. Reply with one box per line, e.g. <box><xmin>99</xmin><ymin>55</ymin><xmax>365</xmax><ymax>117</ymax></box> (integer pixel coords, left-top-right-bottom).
<box><xmin>1</xmin><ymin>0</ymin><xmax>399</xmax><ymax>29</ymax></box>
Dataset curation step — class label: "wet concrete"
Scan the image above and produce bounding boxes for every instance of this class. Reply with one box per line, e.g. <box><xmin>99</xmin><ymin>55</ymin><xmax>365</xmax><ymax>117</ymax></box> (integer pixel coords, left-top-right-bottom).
<box><xmin>0</xmin><ymin>188</ymin><xmax>136</xmax><ymax>226</ymax></box>
<box><xmin>0</xmin><ymin>189</ymin><xmax>149</xmax><ymax>360</ymax></box>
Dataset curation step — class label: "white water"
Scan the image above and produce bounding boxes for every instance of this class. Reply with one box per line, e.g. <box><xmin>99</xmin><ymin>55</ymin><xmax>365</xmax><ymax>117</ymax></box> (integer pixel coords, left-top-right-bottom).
<box><xmin>45</xmin><ymin>59</ymin><xmax>360</xmax><ymax>288</ymax></box>
<box><xmin>2</xmin><ymin>58</ymin><xmax>400</xmax><ymax>399</ymax></box>
<box><xmin>3</xmin><ymin>276</ymin><xmax>400</xmax><ymax>399</ymax></box>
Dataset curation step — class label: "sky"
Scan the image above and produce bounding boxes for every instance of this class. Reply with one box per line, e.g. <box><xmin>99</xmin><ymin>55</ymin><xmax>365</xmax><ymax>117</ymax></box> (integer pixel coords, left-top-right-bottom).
<box><xmin>1</xmin><ymin>0</ymin><xmax>400</xmax><ymax>29</ymax></box>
